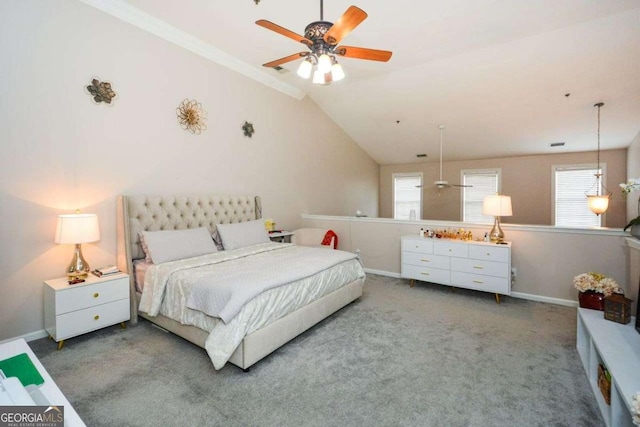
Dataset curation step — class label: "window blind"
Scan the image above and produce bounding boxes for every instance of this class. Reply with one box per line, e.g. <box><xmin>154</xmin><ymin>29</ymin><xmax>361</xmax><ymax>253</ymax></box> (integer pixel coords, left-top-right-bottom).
<box><xmin>555</xmin><ymin>166</ymin><xmax>602</xmax><ymax>227</ymax></box>
<box><xmin>463</xmin><ymin>170</ymin><xmax>499</xmax><ymax>223</ymax></box>
<box><xmin>394</xmin><ymin>174</ymin><xmax>422</xmax><ymax>220</ymax></box>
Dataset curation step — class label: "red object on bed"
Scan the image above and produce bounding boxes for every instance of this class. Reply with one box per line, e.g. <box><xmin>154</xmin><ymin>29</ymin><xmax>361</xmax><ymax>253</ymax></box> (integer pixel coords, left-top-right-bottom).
<box><xmin>321</xmin><ymin>230</ymin><xmax>338</xmax><ymax>249</ymax></box>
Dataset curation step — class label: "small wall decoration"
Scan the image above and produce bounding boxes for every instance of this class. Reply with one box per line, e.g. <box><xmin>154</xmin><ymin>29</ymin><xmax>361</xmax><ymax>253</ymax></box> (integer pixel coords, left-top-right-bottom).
<box><xmin>177</xmin><ymin>99</ymin><xmax>207</xmax><ymax>134</ymax></box>
<box><xmin>86</xmin><ymin>78</ymin><xmax>116</xmax><ymax>105</ymax></box>
<box><xmin>242</xmin><ymin>121</ymin><xmax>255</xmax><ymax>138</ymax></box>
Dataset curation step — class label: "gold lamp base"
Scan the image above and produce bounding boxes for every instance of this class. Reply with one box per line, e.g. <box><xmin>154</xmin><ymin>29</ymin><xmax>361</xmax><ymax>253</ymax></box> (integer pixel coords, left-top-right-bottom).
<box><xmin>65</xmin><ymin>243</ymin><xmax>90</xmax><ymax>279</ymax></box>
<box><xmin>489</xmin><ymin>216</ymin><xmax>505</xmax><ymax>243</ymax></box>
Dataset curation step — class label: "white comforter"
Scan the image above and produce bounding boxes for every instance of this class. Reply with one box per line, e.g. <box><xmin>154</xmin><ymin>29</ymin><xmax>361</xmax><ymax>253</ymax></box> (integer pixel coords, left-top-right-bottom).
<box><xmin>138</xmin><ymin>242</ymin><xmax>365</xmax><ymax>369</ymax></box>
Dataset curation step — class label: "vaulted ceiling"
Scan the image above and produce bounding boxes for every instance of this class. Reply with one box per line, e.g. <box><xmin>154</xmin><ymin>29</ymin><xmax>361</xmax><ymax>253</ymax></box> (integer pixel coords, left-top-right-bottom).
<box><xmin>100</xmin><ymin>0</ymin><xmax>640</xmax><ymax>165</ymax></box>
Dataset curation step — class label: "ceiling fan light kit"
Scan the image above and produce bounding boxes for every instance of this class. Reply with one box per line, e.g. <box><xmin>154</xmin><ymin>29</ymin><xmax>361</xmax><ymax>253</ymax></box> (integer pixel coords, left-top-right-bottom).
<box><xmin>256</xmin><ymin>1</ymin><xmax>392</xmax><ymax>85</ymax></box>
<box><xmin>417</xmin><ymin>125</ymin><xmax>471</xmax><ymax>190</ymax></box>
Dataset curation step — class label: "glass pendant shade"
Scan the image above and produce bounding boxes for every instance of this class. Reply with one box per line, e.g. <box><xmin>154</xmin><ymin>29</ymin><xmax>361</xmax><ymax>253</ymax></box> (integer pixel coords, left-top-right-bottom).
<box><xmin>317</xmin><ymin>54</ymin><xmax>332</xmax><ymax>73</ymax></box>
<box><xmin>312</xmin><ymin>69</ymin><xmax>325</xmax><ymax>84</ymax></box>
<box><xmin>331</xmin><ymin>62</ymin><xmax>345</xmax><ymax>81</ymax></box>
<box><xmin>587</xmin><ymin>194</ymin><xmax>610</xmax><ymax>215</ymax></box>
<box><xmin>297</xmin><ymin>59</ymin><xmax>313</xmax><ymax>79</ymax></box>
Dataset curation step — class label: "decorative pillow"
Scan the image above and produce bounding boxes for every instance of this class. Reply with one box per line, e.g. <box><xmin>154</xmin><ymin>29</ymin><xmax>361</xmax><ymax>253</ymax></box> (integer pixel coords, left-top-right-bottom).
<box><xmin>216</xmin><ymin>219</ymin><xmax>270</xmax><ymax>251</ymax></box>
<box><xmin>138</xmin><ymin>227</ymin><xmax>217</xmax><ymax>264</ymax></box>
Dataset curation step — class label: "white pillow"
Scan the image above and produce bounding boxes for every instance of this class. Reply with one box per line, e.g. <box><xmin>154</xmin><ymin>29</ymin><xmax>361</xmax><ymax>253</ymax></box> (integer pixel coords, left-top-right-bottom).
<box><xmin>216</xmin><ymin>219</ymin><xmax>270</xmax><ymax>251</ymax></box>
<box><xmin>139</xmin><ymin>227</ymin><xmax>217</xmax><ymax>264</ymax></box>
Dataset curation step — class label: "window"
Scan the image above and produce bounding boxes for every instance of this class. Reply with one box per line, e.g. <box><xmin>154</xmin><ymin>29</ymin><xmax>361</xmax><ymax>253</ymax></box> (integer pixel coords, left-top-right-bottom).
<box><xmin>462</xmin><ymin>169</ymin><xmax>500</xmax><ymax>223</ymax></box>
<box><xmin>553</xmin><ymin>164</ymin><xmax>604</xmax><ymax>227</ymax></box>
<box><xmin>393</xmin><ymin>173</ymin><xmax>422</xmax><ymax>220</ymax></box>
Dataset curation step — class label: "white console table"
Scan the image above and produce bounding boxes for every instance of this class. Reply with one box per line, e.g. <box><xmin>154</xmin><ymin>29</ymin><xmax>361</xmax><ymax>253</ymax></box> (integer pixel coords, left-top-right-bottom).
<box><xmin>0</xmin><ymin>338</ymin><xmax>85</xmax><ymax>426</ymax></box>
<box><xmin>577</xmin><ymin>308</ymin><xmax>640</xmax><ymax>426</ymax></box>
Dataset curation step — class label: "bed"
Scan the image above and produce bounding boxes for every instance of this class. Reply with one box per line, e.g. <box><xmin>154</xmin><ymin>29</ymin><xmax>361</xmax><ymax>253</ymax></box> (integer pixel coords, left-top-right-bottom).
<box><xmin>116</xmin><ymin>194</ymin><xmax>365</xmax><ymax>370</ymax></box>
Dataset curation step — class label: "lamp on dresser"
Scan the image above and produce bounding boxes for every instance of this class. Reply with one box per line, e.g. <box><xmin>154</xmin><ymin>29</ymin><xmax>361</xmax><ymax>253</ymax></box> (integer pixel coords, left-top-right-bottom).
<box><xmin>54</xmin><ymin>212</ymin><xmax>100</xmax><ymax>279</ymax></box>
<box><xmin>482</xmin><ymin>194</ymin><xmax>512</xmax><ymax>243</ymax></box>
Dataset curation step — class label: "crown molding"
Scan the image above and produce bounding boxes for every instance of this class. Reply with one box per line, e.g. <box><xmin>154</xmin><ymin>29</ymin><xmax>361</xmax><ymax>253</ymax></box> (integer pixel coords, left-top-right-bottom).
<box><xmin>79</xmin><ymin>0</ymin><xmax>306</xmax><ymax>100</ymax></box>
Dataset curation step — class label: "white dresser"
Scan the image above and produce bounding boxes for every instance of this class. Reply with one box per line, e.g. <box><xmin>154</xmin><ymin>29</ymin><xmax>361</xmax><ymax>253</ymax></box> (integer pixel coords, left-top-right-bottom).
<box><xmin>44</xmin><ymin>273</ymin><xmax>130</xmax><ymax>349</ymax></box>
<box><xmin>401</xmin><ymin>236</ymin><xmax>512</xmax><ymax>302</ymax></box>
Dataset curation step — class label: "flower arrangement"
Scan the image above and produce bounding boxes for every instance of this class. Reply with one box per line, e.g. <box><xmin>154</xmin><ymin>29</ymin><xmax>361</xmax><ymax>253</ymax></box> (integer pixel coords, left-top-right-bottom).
<box><xmin>620</xmin><ymin>178</ymin><xmax>640</xmax><ymax>196</ymax></box>
<box><xmin>633</xmin><ymin>392</ymin><xmax>640</xmax><ymax>426</ymax></box>
<box><xmin>573</xmin><ymin>272</ymin><xmax>621</xmax><ymax>296</ymax></box>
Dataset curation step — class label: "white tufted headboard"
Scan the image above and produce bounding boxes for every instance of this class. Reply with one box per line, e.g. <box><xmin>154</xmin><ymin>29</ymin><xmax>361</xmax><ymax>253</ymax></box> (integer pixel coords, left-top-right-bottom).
<box><xmin>116</xmin><ymin>194</ymin><xmax>262</xmax><ymax>322</ymax></box>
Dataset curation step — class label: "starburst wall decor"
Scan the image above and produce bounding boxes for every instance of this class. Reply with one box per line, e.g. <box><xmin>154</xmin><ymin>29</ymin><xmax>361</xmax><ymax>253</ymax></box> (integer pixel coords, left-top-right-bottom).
<box><xmin>176</xmin><ymin>99</ymin><xmax>207</xmax><ymax>134</ymax></box>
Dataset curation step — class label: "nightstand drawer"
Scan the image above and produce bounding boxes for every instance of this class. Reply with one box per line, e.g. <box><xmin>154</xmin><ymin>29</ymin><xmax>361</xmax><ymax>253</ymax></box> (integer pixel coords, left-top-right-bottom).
<box><xmin>55</xmin><ymin>277</ymin><xmax>129</xmax><ymax>314</ymax></box>
<box><xmin>55</xmin><ymin>299</ymin><xmax>130</xmax><ymax>340</ymax></box>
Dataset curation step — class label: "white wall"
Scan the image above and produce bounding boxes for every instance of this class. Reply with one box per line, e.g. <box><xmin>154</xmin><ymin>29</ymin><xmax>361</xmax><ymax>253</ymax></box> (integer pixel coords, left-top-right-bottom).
<box><xmin>626</xmin><ymin>131</ymin><xmax>640</xmax><ymax>223</ymax></box>
<box><xmin>0</xmin><ymin>1</ymin><xmax>379</xmax><ymax>341</ymax></box>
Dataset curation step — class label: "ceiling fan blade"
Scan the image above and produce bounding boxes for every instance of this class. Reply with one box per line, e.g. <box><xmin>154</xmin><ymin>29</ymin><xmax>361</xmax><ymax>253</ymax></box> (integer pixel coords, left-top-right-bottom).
<box><xmin>262</xmin><ymin>52</ymin><xmax>309</xmax><ymax>68</ymax></box>
<box><xmin>334</xmin><ymin>46</ymin><xmax>392</xmax><ymax>62</ymax></box>
<box><xmin>324</xmin><ymin>6</ymin><xmax>368</xmax><ymax>45</ymax></box>
<box><xmin>452</xmin><ymin>184</ymin><xmax>473</xmax><ymax>188</ymax></box>
<box><xmin>256</xmin><ymin>20</ymin><xmax>312</xmax><ymax>48</ymax></box>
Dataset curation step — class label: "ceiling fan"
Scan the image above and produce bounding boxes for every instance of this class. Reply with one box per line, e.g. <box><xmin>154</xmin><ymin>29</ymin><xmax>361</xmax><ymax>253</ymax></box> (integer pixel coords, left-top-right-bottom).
<box><xmin>256</xmin><ymin>0</ymin><xmax>392</xmax><ymax>84</ymax></box>
<box><xmin>417</xmin><ymin>125</ymin><xmax>472</xmax><ymax>190</ymax></box>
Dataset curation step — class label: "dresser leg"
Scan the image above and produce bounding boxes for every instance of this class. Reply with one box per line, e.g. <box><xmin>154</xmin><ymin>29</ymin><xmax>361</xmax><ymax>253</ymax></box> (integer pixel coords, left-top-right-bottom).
<box><xmin>495</xmin><ymin>293</ymin><xmax>501</xmax><ymax>304</ymax></box>
<box><xmin>120</xmin><ymin>322</ymin><xmax>127</xmax><ymax>329</ymax></box>
<box><xmin>410</xmin><ymin>279</ymin><xmax>415</xmax><ymax>288</ymax></box>
<box><xmin>57</xmin><ymin>340</ymin><xmax>65</xmax><ymax>350</ymax></box>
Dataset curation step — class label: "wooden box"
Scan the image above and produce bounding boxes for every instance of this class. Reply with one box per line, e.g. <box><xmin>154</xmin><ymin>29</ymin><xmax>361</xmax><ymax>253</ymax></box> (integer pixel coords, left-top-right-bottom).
<box><xmin>597</xmin><ymin>364</ymin><xmax>611</xmax><ymax>405</ymax></box>
<box><xmin>604</xmin><ymin>294</ymin><xmax>632</xmax><ymax>324</ymax></box>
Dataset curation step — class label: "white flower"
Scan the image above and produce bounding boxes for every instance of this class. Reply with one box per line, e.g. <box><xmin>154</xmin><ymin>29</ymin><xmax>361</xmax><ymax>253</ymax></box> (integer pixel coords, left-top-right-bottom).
<box><xmin>620</xmin><ymin>178</ymin><xmax>640</xmax><ymax>195</ymax></box>
<box><xmin>572</xmin><ymin>272</ymin><xmax>621</xmax><ymax>297</ymax></box>
<box><xmin>633</xmin><ymin>392</ymin><xmax>640</xmax><ymax>426</ymax></box>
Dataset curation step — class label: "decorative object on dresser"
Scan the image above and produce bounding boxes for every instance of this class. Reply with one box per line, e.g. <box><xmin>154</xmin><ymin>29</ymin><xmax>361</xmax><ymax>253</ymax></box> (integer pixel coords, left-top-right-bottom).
<box><xmin>176</xmin><ymin>98</ymin><xmax>207</xmax><ymax>134</ymax></box>
<box><xmin>573</xmin><ymin>272</ymin><xmax>621</xmax><ymax>311</ymax></box>
<box><xmin>44</xmin><ymin>273</ymin><xmax>130</xmax><ymax>350</ymax></box>
<box><xmin>54</xmin><ymin>212</ymin><xmax>100</xmax><ymax>280</ymax></box>
<box><xmin>482</xmin><ymin>194</ymin><xmax>512</xmax><ymax>243</ymax></box>
<box><xmin>85</xmin><ymin>77</ymin><xmax>116</xmax><ymax>105</ymax></box>
<box><xmin>585</xmin><ymin>102</ymin><xmax>612</xmax><ymax>215</ymax></box>
<box><xmin>400</xmin><ymin>235</ymin><xmax>511</xmax><ymax>304</ymax></box>
<box><xmin>604</xmin><ymin>294</ymin><xmax>633</xmax><ymax>324</ymax></box>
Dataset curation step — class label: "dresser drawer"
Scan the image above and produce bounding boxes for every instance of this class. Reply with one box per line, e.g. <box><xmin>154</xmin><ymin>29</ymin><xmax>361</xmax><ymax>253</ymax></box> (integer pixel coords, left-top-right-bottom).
<box><xmin>451</xmin><ymin>271</ymin><xmax>510</xmax><ymax>294</ymax></box>
<box><xmin>468</xmin><ymin>245</ymin><xmax>509</xmax><ymax>263</ymax></box>
<box><xmin>55</xmin><ymin>299</ymin><xmax>130</xmax><ymax>340</ymax></box>
<box><xmin>402</xmin><ymin>252</ymin><xmax>450</xmax><ymax>269</ymax></box>
<box><xmin>434</xmin><ymin>241</ymin><xmax>468</xmax><ymax>258</ymax></box>
<box><xmin>55</xmin><ymin>277</ymin><xmax>129</xmax><ymax>314</ymax></box>
<box><xmin>401</xmin><ymin>238</ymin><xmax>434</xmax><ymax>254</ymax></box>
<box><xmin>402</xmin><ymin>264</ymin><xmax>450</xmax><ymax>285</ymax></box>
<box><xmin>451</xmin><ymin>257</ymin><xmax>509</xmax><ymax>278</ymax></box>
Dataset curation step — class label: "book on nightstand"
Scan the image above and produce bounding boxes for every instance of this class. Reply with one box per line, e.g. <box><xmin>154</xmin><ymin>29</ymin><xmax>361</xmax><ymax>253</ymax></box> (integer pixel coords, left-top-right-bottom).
<box><xmin>92</xmin><ymin>265</ymin><xmax>120</xmax><ymax>277</ymax></box>
<box><xmin>0</xmin><ymin>353</ymin><xmax>44</xmax><ymax>387</ymax></box>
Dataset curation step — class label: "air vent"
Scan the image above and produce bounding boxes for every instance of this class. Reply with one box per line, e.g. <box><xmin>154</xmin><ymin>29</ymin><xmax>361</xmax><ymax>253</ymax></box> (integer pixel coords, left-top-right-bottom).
<box><xmin>550</xmin><ymin>142</ymin><xmax>565</xmax><ymax>147</ymax></box>
<box><xmin>416</xmin><ymin>154</ymin><xmax>427</xmax><ymax>158</ymax></box>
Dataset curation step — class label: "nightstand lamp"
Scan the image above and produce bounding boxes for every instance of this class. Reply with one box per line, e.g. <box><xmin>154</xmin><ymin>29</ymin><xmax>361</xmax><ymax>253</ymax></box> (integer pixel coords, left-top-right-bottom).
<box><xmin>54</xmin><ymin>213</ymin><xmax>100</xmax><ymax>279</ymax></box>
<box><xmin>482</xmin><ymin>194</ymin><xmax>512</xmax><ymax>243</ymax></box>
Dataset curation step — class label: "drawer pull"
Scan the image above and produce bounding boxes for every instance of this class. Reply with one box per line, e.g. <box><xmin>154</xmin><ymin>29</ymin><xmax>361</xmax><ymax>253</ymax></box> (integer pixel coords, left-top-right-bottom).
<box><xmin>448</xmin><ymin>249</ymin><xmax>452</xmax><ymax>252</ymax></box>
<box><xmin>421</xmin><ymin>259</ymin><xmax>430</xmax><ymax>262</ymax></box>
<box><xmin>94</xmin><ymin>315</ymin><xmax>100</xmax><ymax>321</ymax></box>
<box><xmin>415</xmin><ymin>245</ymin><xmax>419</xmax><ymax>248</ymax></box>
<box><xmin>473</xmin><ymin>280</ymin><xmax>484</xmax><ymax>284</ymax></box>
<box><xmin>93</xmin><ymin>292</ymin><xmax>99</xmax><ymax>298</ymax></box>
<box><xmin>421</xmin><ymin>272</ymin><xmax>430</xmax><ymax>276</ymax></box>
<box><xmin>473</xmin><ymin>265</ymin><xmax>484</xmax><ymax>269</ymax></box>
<box><xmin>486</xmin><ymin>253</ymin><xmax>490</xmax><ymax>256</ymax></box>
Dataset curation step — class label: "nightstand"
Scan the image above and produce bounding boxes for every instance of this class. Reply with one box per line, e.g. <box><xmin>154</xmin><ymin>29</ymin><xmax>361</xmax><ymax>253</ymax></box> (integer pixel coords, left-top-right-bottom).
<box><xmin>43</xmin><ymin>273</ymin><xmax>130</xmax><ymax>349</ymax></box>
<box><xmin>269</xmin><ymin>231</ymin><xmax>293</xmax><ymax>243</ymax></box>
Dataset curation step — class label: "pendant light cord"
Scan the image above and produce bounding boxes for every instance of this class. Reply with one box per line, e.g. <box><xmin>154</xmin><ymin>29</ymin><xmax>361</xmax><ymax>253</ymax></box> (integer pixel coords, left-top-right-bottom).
<box><xmin>594</xmin><ymin>102</ymin><xmax>604</xmax><ymax>196</ymax></box>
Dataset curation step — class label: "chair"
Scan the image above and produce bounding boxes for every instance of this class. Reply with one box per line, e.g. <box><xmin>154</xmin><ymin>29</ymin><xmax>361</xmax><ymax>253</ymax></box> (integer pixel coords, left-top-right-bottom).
<box><xmin>291</xmin><ymin>228</ymin><xmax>338</xmax><ymax>249</ymax></box>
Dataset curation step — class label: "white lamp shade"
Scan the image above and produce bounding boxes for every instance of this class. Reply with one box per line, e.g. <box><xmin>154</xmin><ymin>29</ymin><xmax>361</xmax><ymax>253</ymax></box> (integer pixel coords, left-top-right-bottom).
<box><xmin>317</xmin><ymin>54</ymin><xmax>332</xmax><ymax>74</ymax></box>
<box><xmin>54</xmin><ymin>213</ymin><xmax>100</xmax><ymax>244</ymax></box>
<box><xmin>587</xmin><ymin>195</ymin><xmax>610</xmax><ymax>215</ymax></box>
<box><xmin>331</xmin><ymin>62</ymin><xmax>345</xmax><ymax>81</ymax></box>
<box><xmin>312</xmin><ymin>69</ymin><xmax>326</xmax><ymax>84</ymax></box>
<box><xmin>482</xmin><ymin>195</ymin><xmax>513</xmax><ymax>217</ymax></box>
<box><xmin>297</xmin><ymin>60</ymin><xmax>313</xmax><ymax>79</ymax></box>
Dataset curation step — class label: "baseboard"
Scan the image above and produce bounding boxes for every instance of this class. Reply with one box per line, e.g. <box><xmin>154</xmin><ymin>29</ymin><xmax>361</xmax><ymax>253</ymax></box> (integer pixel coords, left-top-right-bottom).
<box><xmin>0</xmin><ymin>329</ymin><xmax>49</xmax><ymax>345</ymax></box>
<box><xmin>365</xmin><ymin>269</ymin><xmax>578</xmax><ymax>307</ymax></box>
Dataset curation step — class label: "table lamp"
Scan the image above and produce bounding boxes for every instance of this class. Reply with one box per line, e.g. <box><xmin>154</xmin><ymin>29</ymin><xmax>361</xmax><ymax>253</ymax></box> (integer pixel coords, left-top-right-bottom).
<box><xmin>54</xmin><ymin>213</ymin><xmax>100</xmax><ymax>279</ymax></box>
<box><xmin>482</xmin><ymin>195</ymin><xmax>512</xmax><ymax>243</ymax></box>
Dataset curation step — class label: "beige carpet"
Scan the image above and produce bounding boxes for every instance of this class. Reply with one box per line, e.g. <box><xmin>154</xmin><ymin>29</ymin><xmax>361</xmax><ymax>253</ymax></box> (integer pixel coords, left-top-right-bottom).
<box><xmin>30</xmin><ymin>274</ymin><xmax>601</xmax><ymax>426</ymax></box>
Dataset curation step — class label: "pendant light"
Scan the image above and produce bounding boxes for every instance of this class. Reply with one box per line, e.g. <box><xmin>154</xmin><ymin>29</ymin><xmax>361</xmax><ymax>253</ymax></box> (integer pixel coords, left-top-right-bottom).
<box><xmin>586</xmin><ymin>102</ymin><xmax>611</xmax><ymax>215</ymax></box>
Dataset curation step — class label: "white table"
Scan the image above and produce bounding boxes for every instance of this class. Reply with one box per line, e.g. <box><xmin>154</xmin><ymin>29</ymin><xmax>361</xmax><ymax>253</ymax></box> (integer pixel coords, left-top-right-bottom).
<box><xmin>0</xmin><ymin>338</ymin><xmax>85</xmax><ymax>426</ymax></box>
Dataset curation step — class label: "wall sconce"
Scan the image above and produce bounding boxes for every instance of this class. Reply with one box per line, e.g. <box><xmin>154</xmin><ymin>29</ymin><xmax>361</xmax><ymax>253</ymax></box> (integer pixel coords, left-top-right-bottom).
<box><xmin>54</xmin><ymin>213</ymin><xmax>100</xmax><ymax>279</ymax></box>
<box><xmin>482</xmin><ymin>194</ymin><xmax>513</xmax><ymax>243</ymax></box>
